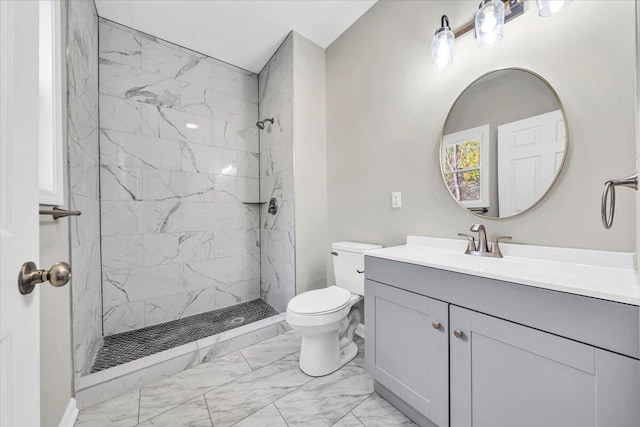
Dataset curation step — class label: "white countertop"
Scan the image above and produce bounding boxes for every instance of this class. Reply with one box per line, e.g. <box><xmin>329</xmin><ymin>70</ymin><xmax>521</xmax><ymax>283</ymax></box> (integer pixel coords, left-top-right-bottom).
<box><xmin>366</xmin><ymin>236</ymin><xmax>640</xmax><ymax>306</ymax></box>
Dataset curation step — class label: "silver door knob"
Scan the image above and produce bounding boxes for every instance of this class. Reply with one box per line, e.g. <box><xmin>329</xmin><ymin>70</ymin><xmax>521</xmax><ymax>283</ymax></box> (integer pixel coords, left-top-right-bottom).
<box><xmin>453</xmin><ymin>329</ymin><xmax>464</xmax><ymax>339</ymax></box>
<box><xmin>18</xmin><ymin>261</ymin><xmax>71</xmax><ymax>295</ymax></box>
<box><xmin>432</xmin><ymin>321</ymin><xmax>441</xmax><ymax>330</ymax></box>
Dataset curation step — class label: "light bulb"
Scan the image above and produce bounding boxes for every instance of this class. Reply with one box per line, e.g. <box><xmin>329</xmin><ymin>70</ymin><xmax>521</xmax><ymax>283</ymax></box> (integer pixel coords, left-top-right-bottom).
<box><xmin>475</xmin><ymin>0</ymin><xmax>505</xmax><ymax>48</ymax></box>
<box><xmin>548</xmin><ymin>1</ymin><xmax>563</xmax><ymax>14</ymax></box>
<box><xmin>480</xmin><ymin>6</ymin><xmax>497</xmax><ymax>32</ymax></box>
<box><xmin>536</xmin><ymin>0</ymin><xmax>572</xmax><ymax>17</ymax></box>
<box><xmin>431</xmin><ymin>15</ymin><xmax>455</xmax><ymax>69</ymax></box>
<box><xmin>431</xmin><ymin>20</ymin><xmax>454</xmax><ymax>70</ymax></box>
<box><xmin>436</xmin><ymin>37</ymin><xmax>450</xmax><ymax>58</ymax></box>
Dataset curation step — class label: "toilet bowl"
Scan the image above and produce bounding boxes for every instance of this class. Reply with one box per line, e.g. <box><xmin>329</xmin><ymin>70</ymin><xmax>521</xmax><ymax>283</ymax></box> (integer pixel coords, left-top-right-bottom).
<box><xmin>286</xmin><ymin>242</ymin><xmax>382</xmax><ymax>377</ymax></box>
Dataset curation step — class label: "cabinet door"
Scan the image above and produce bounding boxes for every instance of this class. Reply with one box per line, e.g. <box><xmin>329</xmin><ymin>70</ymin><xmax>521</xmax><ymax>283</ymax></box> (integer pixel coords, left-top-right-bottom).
<box><xmin>365</xmin><ymin>280</ymin><xmax>449</xmax><ymax>427</ymax></box>
<box><xmin>450</xmin><ymin>306</ymin><xmax>640</xmax><ymax>427</ymax></box>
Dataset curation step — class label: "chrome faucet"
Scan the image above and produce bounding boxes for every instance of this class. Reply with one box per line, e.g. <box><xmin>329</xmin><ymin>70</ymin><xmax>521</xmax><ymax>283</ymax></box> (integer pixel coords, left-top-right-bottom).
<box><xmin>458</xmin><ymin>224</ymin><xmax>512</xmax><ymax>258</ymax></box>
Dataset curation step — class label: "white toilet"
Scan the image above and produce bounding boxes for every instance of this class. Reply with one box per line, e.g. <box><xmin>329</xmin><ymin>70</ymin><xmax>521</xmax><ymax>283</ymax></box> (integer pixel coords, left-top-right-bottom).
<box><xmin>286</xmin><ymin>241</ymin><xmax>382</xmax><ymax>377</ymax></box>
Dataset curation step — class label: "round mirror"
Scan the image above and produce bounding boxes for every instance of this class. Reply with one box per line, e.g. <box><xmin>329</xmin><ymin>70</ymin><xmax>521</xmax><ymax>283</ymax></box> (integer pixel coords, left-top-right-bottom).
<box><xmin>440</xmin><ymin>68</ymin><xmax>567</xmax><ymax>218</ymax></box>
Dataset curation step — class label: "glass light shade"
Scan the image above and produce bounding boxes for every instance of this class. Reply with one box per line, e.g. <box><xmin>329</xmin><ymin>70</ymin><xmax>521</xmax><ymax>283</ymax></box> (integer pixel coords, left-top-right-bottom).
<box><xmin>431</xmin><ymin>29</ymin><xmax>455</xmax><ymax>69</ymax></box>
<box><xmin>536</xmin><ymin>0</ymin><xmax>572</xmax><ymax>17</ymax></box>
<box><xmin>475</xmin><ymin>0</ymin><xmax>505</xmax><ymax>48</ymax></box>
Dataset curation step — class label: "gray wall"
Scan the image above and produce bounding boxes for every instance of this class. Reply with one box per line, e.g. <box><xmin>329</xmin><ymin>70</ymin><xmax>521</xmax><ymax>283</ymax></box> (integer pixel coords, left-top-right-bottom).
<box><xmin>97</xmin><ymin>19</ymin><xmax>260</xmax><ymax>334</ymax></box>
<box><xmin>40</xmin><ymin>3</ymin><xmax>73</xmax><ymax>424</ymax></box>
<box><xmin>259</xmin><ymin>34</ymin><xmax>296</xmax><ymax>312</ymax></box>
<box><xmin>326</xmin><ymin>0</ymin><xmax>637</xmax><ymax>265</ymax></box>
<box><xmin>292</xmin><ymin>33</ymin><xmax>328</xmax><ymax>295</ymax></box>
<box><xmin>67</xmin><ymin>0</ymin><xmax>102</xmax><ymax>382</ymax></box>
<box><xmin>445</xmin><ymin>70</ymin><xmax>560</xmax><ymax>217</ymax></box>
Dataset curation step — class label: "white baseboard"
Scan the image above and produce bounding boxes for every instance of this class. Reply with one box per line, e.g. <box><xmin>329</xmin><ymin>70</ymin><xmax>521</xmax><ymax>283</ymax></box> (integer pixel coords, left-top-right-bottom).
<box><xmin>58</xmin><ymin>397</ymin><xmax>79</xmax><ymax>427</ymax></box>
<box><xmin>355</xmin><ymin>323</ymin><xmax>365</xmax><ymax>339</ymax></box>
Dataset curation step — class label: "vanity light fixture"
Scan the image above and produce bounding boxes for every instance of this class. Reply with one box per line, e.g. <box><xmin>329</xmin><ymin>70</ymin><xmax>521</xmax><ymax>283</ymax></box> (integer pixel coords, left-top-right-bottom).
<box><xmin>434</xmin><ymin>0</ymin><xmax>568</xmax><ymax>68</ymax></box>
<box><xmin>536</xmin><ymin>0</ymin><xmax>572</xmax><ymax>17</ymax></box>
<box><xmin>475</xmin><ymin>0</ymin><xmax>505</xmax><ymax>48</ymax></box>
<box><xmin>431</xmin><ymin>15</ymin><xmax>455</xmax><ymax>69</ymax></box>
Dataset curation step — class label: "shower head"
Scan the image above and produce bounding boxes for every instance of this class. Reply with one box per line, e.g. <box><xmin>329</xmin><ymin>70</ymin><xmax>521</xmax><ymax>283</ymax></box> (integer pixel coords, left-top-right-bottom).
<box><xmin>256</xmin><ymin>118</ymin><xmax>274</xmax><ymax>130</ymax></box>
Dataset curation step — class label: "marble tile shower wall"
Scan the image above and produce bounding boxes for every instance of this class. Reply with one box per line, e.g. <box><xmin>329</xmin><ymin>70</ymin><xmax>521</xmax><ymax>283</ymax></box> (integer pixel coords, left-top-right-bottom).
<box><xmin>97</xmin><ymin>19</ymin><xmax>261</xmax><ymax>335</ymax></box>
<box><xmin>258</xmin><ymin>34</ymin><xmax>295</xmax><ymax>312</ymax></box>
<box><xmin>68</xmin><ymin>0</ymin><xmax>103</xmax><ymax>380</ymax></box>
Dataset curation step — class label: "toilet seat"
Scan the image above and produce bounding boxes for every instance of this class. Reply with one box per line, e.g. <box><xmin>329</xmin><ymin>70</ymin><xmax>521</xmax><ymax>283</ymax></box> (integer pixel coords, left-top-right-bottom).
<box><xmin>288</xmin><ymin>286</ymin><xmax>351</xmax><ymax>316</ymax></box>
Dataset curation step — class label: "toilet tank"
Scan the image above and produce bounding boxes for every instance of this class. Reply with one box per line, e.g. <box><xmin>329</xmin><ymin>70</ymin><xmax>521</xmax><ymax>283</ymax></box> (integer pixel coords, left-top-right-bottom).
<box><xmin>332</xmin><ymin>242</ymin><xmax>382</xmax><ymax>296</ymax></box>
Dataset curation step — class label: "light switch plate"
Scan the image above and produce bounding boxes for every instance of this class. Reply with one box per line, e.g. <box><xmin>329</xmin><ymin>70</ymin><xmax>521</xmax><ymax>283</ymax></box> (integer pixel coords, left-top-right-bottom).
<box><xmin>392</xmin><ymin>192</ymin><xmax>401</xmax><ymax>208</ymax></box>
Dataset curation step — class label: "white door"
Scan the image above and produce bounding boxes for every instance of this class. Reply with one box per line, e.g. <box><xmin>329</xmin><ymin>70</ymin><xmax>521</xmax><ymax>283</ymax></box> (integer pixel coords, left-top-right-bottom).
<box><xmin>497</xmin><ymin>110</ymin><xmax>565</xmax><ymax>217</ymax></box>
<box><xmin>0</xmin><ymin>1</ymin><xmax>41</xmax><ymax>426</ymax></box>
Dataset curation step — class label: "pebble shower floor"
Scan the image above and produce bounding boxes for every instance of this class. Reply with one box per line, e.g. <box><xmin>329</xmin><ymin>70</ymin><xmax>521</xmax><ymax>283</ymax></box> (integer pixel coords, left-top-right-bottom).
<box><xmin>90</xmin><ymin>299</ymin><xmax>279</xmax><ymax>372</ymax></box>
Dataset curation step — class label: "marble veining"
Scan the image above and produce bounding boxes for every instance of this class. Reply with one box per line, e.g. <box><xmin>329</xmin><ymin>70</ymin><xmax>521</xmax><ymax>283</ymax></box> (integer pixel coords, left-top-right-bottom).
<box><xmin>274</xmin><ymin>363</ymin><xmax>374</xmax><ymax>426</ymax></box>
<box><xmin>258</xmin><ymin>33</ymin><xmax>295</xmax><ymax>312</ymax></box>
<box><xmin>204</xmin><ymin>355</ymin><xmax>311</xmax><ymax>427</ymax></box>
<box><xmin>75</xmin><ymin>389</ymin><xmax>140</xmax><ymax>427</ymax></box>
<box><xmin>98</xmin><ymin>19</ymin><xmax>260</xmax><ymax>333</ymax></box>
<box><xmin>138</xmin><ymin>352</ymin><xmax>251</xmax><ymax>422</ymax></box>
<box><xmin>68</xmin><ymin>0</ymin><xmax>102</xmax><ymax>385</ymax></box>
<box><xmin>234</xmin><ymin>404</ymin><xmax>288</xmax><ymax>427</ymax></box>
<box><xmin>75</xmin><ymin>331</ymin><xmax>416</xmax><ymax>427</ymax></box>
<box><xmin>138</xmin><ymin>395</ymin><xmax>212</xmax><ymax>427</ymax></box>
<box><xmin>75</xmin><ymin>317</ymin><xmax>287</xmax><ymax>409</ymax></box>
<box><xmin>240</xmin><ymin>330</ymin><xmax>303</xmax><ymax>370</ymax></box>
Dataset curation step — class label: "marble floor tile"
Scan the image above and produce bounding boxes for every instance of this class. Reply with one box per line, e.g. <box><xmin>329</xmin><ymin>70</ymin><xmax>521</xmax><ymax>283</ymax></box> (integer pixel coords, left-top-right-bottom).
<box><xmin>240</xmin><ymin>330</ymin><xmax>302</xmax><ymax>369</ymax></box>
<box><xmin>204</xmin><ymin>355</ymin><xmax>312</xmax><ymax>427</ymax></box>
<box><xmin>352</xmin><ymin>336</ymin><xmax>365</xmax><ymax>367</ymax></box>
<box><xmin>234</xmin><ymin>404</ymin><xmax>288</xmax><ymax>427</ymax></box>
<box><xmin>197</xmin><ymin>324</ymin><xmax>279</xmax><ymax>363</ymax></box>
<box><xmin>278</xmin><ymin>321</ymin><xmax>292</xmax><ymax>333</ymax></box>
<box><xmin>75</xmin><ymin>389</ymin><xmax>140</xmax><ymax>427</ymax></box>
<box><xmin>332</xmin><ymin>413</ymin><xmax>365</xmax><ymax>427</ymax></box>
<box><xmin>138</xmin><ymin>395</ymin><xmax>212</xmax><ymax>427</ymax></box>
<box><xmin>74</xmin><ymin>334</ymin><xmax>414</xmax><ymax>427</ymax></box>
<box><xmin>138</xmin><ymin>351</ymin><xmax>251</xmax><ymax>422</ymax></box>
<box><xmin>275</xmin><ymin>363</ymin><xmax>374</xmax><ymax>427</ymax></box>
<box><xmin>351</xmin><ymin>393</ymin><xmax>417</xmax><ymax>426</ymax></box>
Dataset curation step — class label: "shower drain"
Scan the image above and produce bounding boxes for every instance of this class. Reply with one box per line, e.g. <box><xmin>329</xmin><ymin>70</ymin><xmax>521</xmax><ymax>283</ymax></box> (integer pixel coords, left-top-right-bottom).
<box><xmin>229</xmin><ymin>317</ymin><xmax>245</xmax><ymax>325</ymax></box>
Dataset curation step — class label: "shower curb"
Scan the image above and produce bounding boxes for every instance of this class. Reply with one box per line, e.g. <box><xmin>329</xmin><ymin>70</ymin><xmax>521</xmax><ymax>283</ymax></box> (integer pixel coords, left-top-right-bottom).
<box><xmin>75</xmin><ymin>313</ymin><xmax>288</xmax><ymax>409</ymax></box>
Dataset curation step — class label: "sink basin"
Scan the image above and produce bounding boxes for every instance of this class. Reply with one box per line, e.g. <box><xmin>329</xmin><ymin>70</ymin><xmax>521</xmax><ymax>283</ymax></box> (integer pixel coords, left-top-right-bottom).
<box><xmin>418</xmin><ymin>250</ymin><xmax>530</xmax><ymax>273</ymax></box>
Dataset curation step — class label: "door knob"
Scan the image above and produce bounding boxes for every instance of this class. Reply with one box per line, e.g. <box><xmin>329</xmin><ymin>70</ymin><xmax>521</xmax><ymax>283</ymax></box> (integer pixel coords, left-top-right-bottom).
<box><xmin>18</xmin><ymin>261</ymin><xmax>71</xmax><ymax>295</ymax></box>
<box><xmin>432</xmin><ymin>321</ymin><xmax>441</xmax><ymax>330</ymax></box>
<box><xmin>453</xmin><ymin>329</ymin><xmax>464</xmax><ymax>339</ymax></box>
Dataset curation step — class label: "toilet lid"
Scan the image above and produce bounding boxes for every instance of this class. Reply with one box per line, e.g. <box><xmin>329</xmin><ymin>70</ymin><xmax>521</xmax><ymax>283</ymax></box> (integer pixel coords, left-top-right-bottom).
<box><xmin>288</xmin><ymin>286</ymin><xmax>351</xmax><ymax>315</ymax></box>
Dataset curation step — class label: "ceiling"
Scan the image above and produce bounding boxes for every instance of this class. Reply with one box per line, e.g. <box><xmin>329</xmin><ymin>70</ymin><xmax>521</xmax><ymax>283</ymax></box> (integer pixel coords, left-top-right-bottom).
<box><xmin>94</xmin><ymin>0</ymin><xmax>377</xmax><ymax>73</ymax></box>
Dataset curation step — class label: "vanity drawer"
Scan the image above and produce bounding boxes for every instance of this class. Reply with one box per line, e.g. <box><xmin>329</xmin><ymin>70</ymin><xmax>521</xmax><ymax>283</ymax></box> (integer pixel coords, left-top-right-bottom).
<box><xmin>365</xmin><ymin>256</ymin><xmax>640</xmax><ymax>359</ymax></box>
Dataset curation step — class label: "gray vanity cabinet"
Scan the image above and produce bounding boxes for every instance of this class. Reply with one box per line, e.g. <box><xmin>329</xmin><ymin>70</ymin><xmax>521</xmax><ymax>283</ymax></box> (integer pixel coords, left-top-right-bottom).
<box><xmin>449</xmin><ymin>305</ymin><xmax>640</xmax><ymax>427</ymax></box>
<box><xmin>365</xmin><ymin>256</ymin><xmax>640</xmax><ymax>427</ymax></box>
<box><xmin>365</xmin><ymin>280</ymin><xmax>449</xmax><ymax>427</ymax></box>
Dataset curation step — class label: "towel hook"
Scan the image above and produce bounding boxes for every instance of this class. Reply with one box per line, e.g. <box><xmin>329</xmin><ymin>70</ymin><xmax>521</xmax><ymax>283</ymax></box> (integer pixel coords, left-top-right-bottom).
<box><xmin>601</xmin><ymin>173</ymin><xmax>638</xmax><ymax>229</ymax></box>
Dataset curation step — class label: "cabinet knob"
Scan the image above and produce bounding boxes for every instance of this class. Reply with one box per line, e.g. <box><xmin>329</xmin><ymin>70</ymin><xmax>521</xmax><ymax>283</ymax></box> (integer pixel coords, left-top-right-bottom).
<box><xmin>432</xmin><ymin>321</ymin><xmax>441</xmax><ymax>330</ymax></box>
<box><xmin>453</xmin><ymin>329</ymin><xmax>464</xmax><ymax>339</ymax></box>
